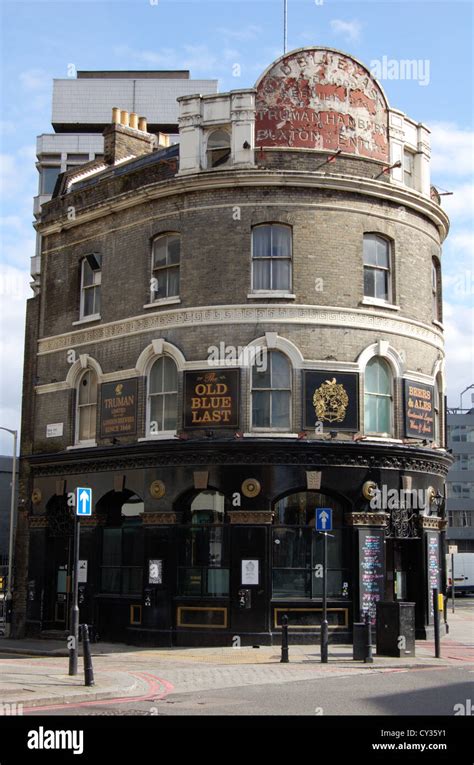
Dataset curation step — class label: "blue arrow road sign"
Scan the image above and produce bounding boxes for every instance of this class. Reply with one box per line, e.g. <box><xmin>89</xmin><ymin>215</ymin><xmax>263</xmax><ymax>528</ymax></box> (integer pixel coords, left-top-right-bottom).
<box><xmin>316</xmin><ymin>507</ymin><xmax>332</xmax><ymax>531</ymax></box>
<box><xmin>76</xmin><ymin>487</ymin><xmax>92</xmax><ymax>516</ymax></box>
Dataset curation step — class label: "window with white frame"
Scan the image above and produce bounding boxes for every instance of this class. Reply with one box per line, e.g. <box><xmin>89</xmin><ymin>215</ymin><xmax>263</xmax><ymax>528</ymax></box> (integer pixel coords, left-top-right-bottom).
<box><xmin>206</xmin><ymin>129</ymin><xmax>231</xmax><ymax>168</ymax></box>
<box><xmin>147</xmin><ymin>356</ymin><xmax>178</xmax><ymax>434</ymax></box>
<box><xmin>363</xmin><ymin>234</ymin><xmax>392</xmax><ymax>302</ymax></box>
<box><xmin>432</xmin><ymin>258</ymin><xmax>442</xmax><ymax>322</ymax></box>
<box><xmin>80</xmin><ymin>254</ymin><xmax>102</xmax><ymax>319</ymax></box>
<box><xmin>251</xmin><ymin>350</ymin><xmax>291</xmax><ymax>429</ymax></box>
<box><xmin>252</xmin><ymin>224</ymin><xmax>292</xmax><ymax>292</ymax></box>
<box><xmin>403</xmin><ymin>149</ymin><xmax>415</xmax><ymax>188</ymax></box>
<box><xmin>151</xmin><ymin>234</ymin><xmax>180</xmax><ymax>301</ymax></box>
<box><xmin>364</xmin><ymin>357</ymin><xmax>393</xmax><ymax>436</ymax></box>
<box><xmin>76</xmin><ymin>369</ymin><xmax>98</xmax><ymax>443</ymax></box>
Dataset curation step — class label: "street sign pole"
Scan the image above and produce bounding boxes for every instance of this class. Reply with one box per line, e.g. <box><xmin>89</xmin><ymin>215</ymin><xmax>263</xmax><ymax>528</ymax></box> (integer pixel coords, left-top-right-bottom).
<box><xmin>321</xmin><ymin>530</ymin><xmax>328</xmax><ymax>664</ymax></box>
<box><xmin>68</xmin><ymin>514</ymin><xmax>80</xmax><ymax>676</ymax></box>
<box><xmin>451</xmin><ymin>553</ymin><xmax>455</xmax><ymax>614</ymax></box>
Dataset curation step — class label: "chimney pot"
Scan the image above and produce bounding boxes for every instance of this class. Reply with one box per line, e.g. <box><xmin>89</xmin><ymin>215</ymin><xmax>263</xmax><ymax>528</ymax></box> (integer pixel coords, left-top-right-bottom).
<box><xmin>138</xmin><ymin>116</ymin><xmax>147</xmax><ymax>132</ymax></box>
<box><xmin>112</xmin><ymin>107</ymin><xmax>121</xmax><ymax>124</ymax></box>
<box><xmin>120</xmin><ymin>110</ymin><xmax>129</xmax><ymax>127</ymax></box>
<box><xmin>129</xmin><ymin>112</ymin><xmax>138</xmax><ymax>130</ymax></box>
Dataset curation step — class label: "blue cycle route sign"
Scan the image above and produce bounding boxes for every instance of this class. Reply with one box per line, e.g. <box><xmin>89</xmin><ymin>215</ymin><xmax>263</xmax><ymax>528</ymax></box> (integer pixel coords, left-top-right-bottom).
<box><xmin>316</xmin><ymin>507</ymin><xmax>332</xmax><ymax>531</ymax></box>
<box><xmin>76</xmin><ymin>487</ymin><xmax>92</xmax><ymax>517</ymax></box>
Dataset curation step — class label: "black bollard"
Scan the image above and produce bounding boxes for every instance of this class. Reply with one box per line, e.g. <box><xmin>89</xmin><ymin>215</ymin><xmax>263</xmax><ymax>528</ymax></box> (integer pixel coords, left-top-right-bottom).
<box><xmin>281</xmin><ymin>614</ymin><xmax>289</xmax><ymax>663</ymax></box>
<box><xmin>364</xmin><ymin>610</ymin><xmax>374</xmax><ymax>663</ymax></box>
<box><xmin>81</xmin><ymin>624</ymin><xmax>95</xmax><ymax>686</ymax></box>
<box><xmin>432</xmin><ymin>588</ymin><xmax>441</xmax><ymax>658</ymax></box>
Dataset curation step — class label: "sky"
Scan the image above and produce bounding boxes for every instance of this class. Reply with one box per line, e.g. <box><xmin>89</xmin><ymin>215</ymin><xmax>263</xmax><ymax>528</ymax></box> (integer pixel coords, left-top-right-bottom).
<box><xmin>0</xmin><ymin>0</ymin><xmax>473</xmax><ymax>453</ymax></box>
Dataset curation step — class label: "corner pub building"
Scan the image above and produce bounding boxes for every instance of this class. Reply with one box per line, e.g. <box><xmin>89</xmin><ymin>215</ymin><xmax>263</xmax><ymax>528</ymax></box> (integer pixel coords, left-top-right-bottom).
<box><xmin>14</xmin><ymin>47</ymin><xmax>452</xmax><ymax>647</ymax></box>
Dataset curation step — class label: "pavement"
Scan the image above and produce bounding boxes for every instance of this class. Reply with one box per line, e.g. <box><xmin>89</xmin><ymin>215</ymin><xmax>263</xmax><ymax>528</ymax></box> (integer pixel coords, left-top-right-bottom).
<box><xmin>0</xmin><ymin>603</ymin><xmax>472</xmax><ymax>712</ymax></box>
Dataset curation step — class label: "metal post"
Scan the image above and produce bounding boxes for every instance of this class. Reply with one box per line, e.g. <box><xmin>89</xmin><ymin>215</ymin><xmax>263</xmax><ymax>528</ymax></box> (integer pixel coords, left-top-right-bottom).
<box><xmin>451</xmin><ymin>553</ymin><xmax>455</xmax><ymax>613</ymax></box>
<box><xmin>281</xmin><ymin>614</ymin><xmax>289</xmax><ymax>663</ymax></box>
<box><xmin>68</xmin><ymin>516</ymin><xmax>80</xmax><ymax>675</ymax></box>
<box><xmin>321</xmin><ymin>531</ymin><xmax>328</xmax><ymax>663</ymax></box>
<box><xmin>0</xmin><ymin>427</ymin><xmax>17</xmax><ymax>639</ymax></box>
<box><xmin>283</xmin><ymin>0</ymin><xmax>287</xmax><ymax>53</ymax></box>
<box><xmin>81</xmin><ymin>624</ymin><xmax>95</xmax><ymax>686</ymax></box>
<box><xmin>433</xmin><ymin>587</ymin><xmax>441</xmax><ymax>658</ymax></box>
<box><xmin>364</xmin><ymin>610</ymin><xmax>374</xmax><ymax>663</ymax></box>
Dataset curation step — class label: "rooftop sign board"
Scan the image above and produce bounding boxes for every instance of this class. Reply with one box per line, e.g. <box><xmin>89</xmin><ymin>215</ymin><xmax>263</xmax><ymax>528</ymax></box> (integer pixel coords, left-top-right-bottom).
<box><xmin>255</xmin><ymin>47</ymin><xmax>389</xmax><ymax>162</ymax></box>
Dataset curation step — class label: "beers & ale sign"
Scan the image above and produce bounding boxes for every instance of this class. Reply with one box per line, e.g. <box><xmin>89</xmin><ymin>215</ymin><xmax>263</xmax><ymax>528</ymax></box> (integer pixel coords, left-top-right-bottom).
<box><xmin>184</xmin><ymin>370</ymin><xmax>240</xmax><ymax>428</ymax></box>
<box><xmin>403</xmin><ymin>380</ymin><xmax>434</xmax><ymax>439</ymax></box>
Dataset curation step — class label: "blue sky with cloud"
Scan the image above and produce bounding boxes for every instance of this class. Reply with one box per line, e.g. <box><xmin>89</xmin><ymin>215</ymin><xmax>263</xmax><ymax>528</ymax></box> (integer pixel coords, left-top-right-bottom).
<box><xmin>0</xmin><ymin>0</ymin><xmax>473</xmax><ymax>451</ymax></box>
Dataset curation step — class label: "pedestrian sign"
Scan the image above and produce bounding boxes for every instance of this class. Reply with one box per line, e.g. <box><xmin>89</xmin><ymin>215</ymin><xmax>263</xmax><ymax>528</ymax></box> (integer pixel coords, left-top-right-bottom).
<box><xmin>76</xmin><ymin>487</ymin><xmax>92</xmax><ymax>516</ymax></box>
<box><xmin>316</xmin><ymin>507</ymin><xmax>332</xmax><ymax>531</ymax></box>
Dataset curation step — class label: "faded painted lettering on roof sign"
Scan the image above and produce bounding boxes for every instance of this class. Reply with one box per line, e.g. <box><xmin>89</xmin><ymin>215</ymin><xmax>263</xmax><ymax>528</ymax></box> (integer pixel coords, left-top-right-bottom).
<box><xmin>255</xmin><ymin>48</ymin><xmax>389</xmax><ymax>162</ymax></box>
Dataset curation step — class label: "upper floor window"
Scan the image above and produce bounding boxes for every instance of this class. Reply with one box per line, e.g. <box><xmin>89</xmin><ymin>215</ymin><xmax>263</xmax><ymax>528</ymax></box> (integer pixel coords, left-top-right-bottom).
<box><xmin>432</xmin><ymin>258</ymin><xmax>442</xmax><ymax>322</ymax></box>
<box><xmin>252</xmin><ymin>350</ymin><xmax>291</xmax><ymax>429</ymax></box>
<box><xmin>76</xmin><ymin>368</ymin><xmax>98</xmax><ymax>444</ymax></box>
<box><xmin>363</xmin><ymin>234</ymin><xmax>391</xmax><ymax>302</ymax></box>
<box><xmin>252</xmin><ymin>224</ymin><xmax>292</xmax><ymax>292</ymax></box>
<box><xmin>151</xmin><ymin>234</ymin><xmax>180</xmax><ymax>301</ymax></box>
<box><xmin>206</xmin><ymin>129</ymin><xmax>231</xmax><ymax>168</ymax></box>
<box><xmin>364</xmin><ymin>357</ymin><xmax>393</xmax><ymax>436</ymax></box>
<box><xmin>80</xmin><ymin>254</ymin><xmax>102</xmax><ymax>319</ymax></box>
<box><xmin>40</xmin><ymin>166</ymin><xmax>61</xmax><ymax>195</ymax></box>
<box><xmin>147</xmin><ymin>355</ymin><xmax>178</xmax><ymax>434</ymax></box>
<box><xmin>404</xmin><ymin>149</ymin><xmax>415</xmax><ymax>188</ymax></box>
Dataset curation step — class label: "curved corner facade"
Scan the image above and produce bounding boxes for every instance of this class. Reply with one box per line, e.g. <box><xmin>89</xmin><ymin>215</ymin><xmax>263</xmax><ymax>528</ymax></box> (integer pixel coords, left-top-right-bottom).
<box><xmin>15</xmin><ymin>47</ymin><xmax>451</xmax><ymax>646</ymax></box>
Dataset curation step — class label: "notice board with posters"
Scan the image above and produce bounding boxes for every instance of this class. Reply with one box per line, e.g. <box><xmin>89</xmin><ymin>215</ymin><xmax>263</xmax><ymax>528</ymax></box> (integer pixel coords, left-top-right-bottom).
<box><xmin>403</xmin><ymin>379</ymin><xmax>434</xmax><ymax>439</ymax></box>
<box><xmin>358</xmin><ymin>528</ymin><xmax>385</xmax><ymax>624</ymax></box>
<box><xmin>100</xmin><ymin>379</ymin><xmax>138</xmax><ymax>438</ymax></box>
<box><xmin>184</xmin><ymin>369</ymin><xmax>240</xmax><ymax>428</ymax></box>
<box><xmin>426</xmin><ymin>532</ymin><xmax>440</xmax><ymax>622</ymax></box>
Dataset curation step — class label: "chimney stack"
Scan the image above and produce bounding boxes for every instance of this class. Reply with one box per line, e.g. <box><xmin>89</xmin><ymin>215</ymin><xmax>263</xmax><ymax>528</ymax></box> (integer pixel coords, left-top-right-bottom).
<box><xmin>103</xmin><ymin>107</ymin><xmax>157</xmax><ymax>165</ymax></box>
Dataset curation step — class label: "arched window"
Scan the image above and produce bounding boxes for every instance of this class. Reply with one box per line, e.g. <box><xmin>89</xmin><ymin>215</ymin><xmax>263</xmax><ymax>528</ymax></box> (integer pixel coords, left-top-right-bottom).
<box><xmin>363</xmin><ymin>234</ymin><xmax>391</xmax><ymax>302</ymax></box>
<box><xmin>272</xmin><ymin>491</ymin><xmax>349</xmax><ymax>600</ymax></box>
<box><xmin>177</xmin><ymin>490</ymin><xmax>230</xmax><ymax>597</ymax></box>
<box><xmin>252</xmin><ymin>224</ymin><xmax>292</xmax><ymax>292</ymax></box>
<box><xmin>151</xmin><ymin>234</ymin><xmax>180</xmax><ymax>301</ymax></box>
<box><xmin>432</xmin><ymin>258</ymin><xmax>442</xmax><ymax>322</ymax></box>
<box><xmin>98</xmin><ymin>490</ymin><xmax>144</xmax><ymax>597</ymax></box>
<box><xmin>206</xmin><ymin>129</ymin><xmax>231</xmax><ymax>168</ymax></box>
<box><xmin>76</xmin><ymin>368</ymin><xmax>98</xmax><ymax>444</ymax></box>
<box><xmin>364</xmin><ymin>357</ymin><xmax>393</xmax><ymax>435</ymax></box>
<box><xmin>147</xmin><ymin>356</ymin><xmax>178</xmax><ymax>435</ymax></box>
<box><xmin>252</xmin><ymin>350</ymin><xmax>291</xmax><ymax>429</ymax></box>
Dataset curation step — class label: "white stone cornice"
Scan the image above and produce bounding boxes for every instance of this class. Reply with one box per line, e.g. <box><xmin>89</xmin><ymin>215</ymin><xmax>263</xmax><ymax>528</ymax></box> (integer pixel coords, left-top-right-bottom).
<box><xmin>36</xmin><ymin>169</ymin><xmax>450</xmax><ymax>241</ymax></box>
<box><xmin>37</xmin><ymin>303</ymin><xmax>444</xmax><ymax>357</ymax></box>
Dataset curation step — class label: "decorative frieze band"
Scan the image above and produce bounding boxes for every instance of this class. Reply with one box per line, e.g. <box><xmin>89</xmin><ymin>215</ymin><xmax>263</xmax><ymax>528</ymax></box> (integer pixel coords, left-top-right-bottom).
<box><xmin>37</xmin><ymin>303</ymin><xmax>444</xmax><ymax>356</ymax></box>
<box><xmin>30</xmin><ymin>447</ymin><xmax>451</xmax><ymax>478</ymax></box>
<box><xmin>418</xmin><ymin>516</ymin><xmax>446</xmax><ymax>531</ymax></box>
<box><xmin>229</xmin><ymin>511</ymin><xmax>273</xmax><ymax>524</ymax></box>
<box><xmin>141</xmin><ymin>512</ymin><xmax>181</xmax><ymax>525</ymax></box>
<box><xmin>345</xmin><ymin>512</ymin><xmax>389</xmax><ymax>527</ymax></box>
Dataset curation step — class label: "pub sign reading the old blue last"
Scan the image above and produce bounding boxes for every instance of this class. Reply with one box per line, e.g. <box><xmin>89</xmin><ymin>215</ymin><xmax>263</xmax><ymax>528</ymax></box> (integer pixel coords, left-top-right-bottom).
<box><xmin>303</xmin><ymin>372</ymin><xmax>359</xmax><ymax>431</ymax></box>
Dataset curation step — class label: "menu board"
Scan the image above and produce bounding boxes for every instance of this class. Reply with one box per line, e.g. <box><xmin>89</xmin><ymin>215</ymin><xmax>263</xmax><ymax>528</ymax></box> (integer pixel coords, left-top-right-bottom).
<box><xmin>359</xmin><ymin>529</ymin><xmax>385</xmax><ymax>624</ymax></box>
<box><xmin>403</xmin><ymin>380</ymin><xmax>434</xmax><ymax>439</ymax></box>
<box><xmin>426</xmin><ymin>533</ymin><xmax>440</xmax><ymax>622</ymax></box>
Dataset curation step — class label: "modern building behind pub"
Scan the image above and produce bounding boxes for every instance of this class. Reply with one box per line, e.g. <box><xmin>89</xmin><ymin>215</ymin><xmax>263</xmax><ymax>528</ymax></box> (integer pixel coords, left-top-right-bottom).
<box><xmin>14</xmin><ymin>47</ymin><xmax>452</xmax><ymax>645</ymax></box>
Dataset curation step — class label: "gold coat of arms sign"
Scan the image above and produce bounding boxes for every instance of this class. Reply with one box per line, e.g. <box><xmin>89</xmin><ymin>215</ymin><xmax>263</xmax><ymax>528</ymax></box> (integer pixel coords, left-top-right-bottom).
<box><xmin>304</xmin><ymin>371</ymin><xmax>359</xmax><ymax>431</ymax></box>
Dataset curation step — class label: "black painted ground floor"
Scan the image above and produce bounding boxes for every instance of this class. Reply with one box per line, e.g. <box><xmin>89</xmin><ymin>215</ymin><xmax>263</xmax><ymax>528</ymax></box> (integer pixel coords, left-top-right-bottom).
<box><xmin>15</xmin><ymin>439</ymin><xmax>451</xmax><ymax>645</ymax></box>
